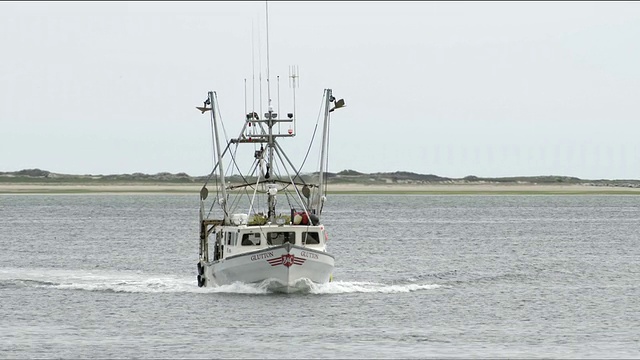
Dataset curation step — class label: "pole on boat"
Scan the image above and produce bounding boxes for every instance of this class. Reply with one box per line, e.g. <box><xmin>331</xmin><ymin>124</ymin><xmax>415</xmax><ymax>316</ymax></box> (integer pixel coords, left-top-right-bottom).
<box><xmin>264</xmin><ymin>0</ymin><xmax>278</xmax><ymax>224</ymax></box>
<box><xmin>209</xmin><ymin>91</ymin><xmax>229</xmax><ymax>224</ymax></box>
<box><xmin>266</xmin><ymin>106</ymin><xmax>277</xmax><ymax>223</ymax></box>
<box><xmin>316</xmin><ymin>88</ymin><xmax>332</xmax><ymax>216</ymax></box>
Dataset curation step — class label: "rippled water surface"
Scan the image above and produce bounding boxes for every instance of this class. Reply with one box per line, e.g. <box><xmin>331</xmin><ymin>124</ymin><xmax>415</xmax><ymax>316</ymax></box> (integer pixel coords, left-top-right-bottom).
<box><xmin>1</xmin><ymin>194</ymin><xmax>639</xmax><ymax>358</ymax></box>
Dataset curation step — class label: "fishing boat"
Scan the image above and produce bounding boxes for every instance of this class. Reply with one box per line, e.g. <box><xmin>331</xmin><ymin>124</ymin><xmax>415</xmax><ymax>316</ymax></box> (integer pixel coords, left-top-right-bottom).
<box><xmin>194</xmin><ymin>70</ymin><xmax>346</xmax><ymax>293</ymax></box>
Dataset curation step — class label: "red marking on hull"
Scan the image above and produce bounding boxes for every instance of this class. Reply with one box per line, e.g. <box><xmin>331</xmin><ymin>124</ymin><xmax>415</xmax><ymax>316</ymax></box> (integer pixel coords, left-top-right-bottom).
<box><xmin>267</xmin><ymin>254</ymin><xmax>306</xmax><ymax>267</ymax></box>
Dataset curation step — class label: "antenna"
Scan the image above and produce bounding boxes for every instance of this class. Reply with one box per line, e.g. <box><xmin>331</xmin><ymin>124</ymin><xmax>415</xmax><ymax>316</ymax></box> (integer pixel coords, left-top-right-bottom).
<box><xmin>277</xmin><ymin>75</ymin><xmax>281</xmax><ymax>133</ymax></box>
<box><xmin>258</xmin><ymin>15</ymin><xmax>263</xmax><ymax>119</ymax></box>
<box><xmin>251</xmin><ymin>20</ymin><xmax>256</xmax><ymax>121</ymax></box>
<box><xmin>265</xmin><ymin>1</ymin><xmax>272</xmax><ymax>112</ymax></box>
<box><xmin>289</xmin><ymin>65</ymin><xmax>299</xmax><ymax>135</ymax></box>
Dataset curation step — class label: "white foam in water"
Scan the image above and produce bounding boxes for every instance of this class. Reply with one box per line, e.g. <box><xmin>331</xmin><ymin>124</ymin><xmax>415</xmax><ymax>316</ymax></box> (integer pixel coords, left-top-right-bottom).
<box><xmin>309</xmin><ymin>280</ymin><xmax>441</xmax><ymax>294</ymax></box>
<box><xmin>209</xmin><ymin>282</ymin><xmax>269</xmax><ymax>294</ymax></box>
<box><xmin>0</xmin><ymin>267</ymin><xmax>440</xmax><ymax>295</ymax></box>
<box><xmin>0</xmin><ymin>267</ymin><xmax>206</xmax><ymax>294</ymax></box>
<box><xmin>217</xmin><ymin>278</ymin><xmax>440</xmax><ymax>295</ymax></box>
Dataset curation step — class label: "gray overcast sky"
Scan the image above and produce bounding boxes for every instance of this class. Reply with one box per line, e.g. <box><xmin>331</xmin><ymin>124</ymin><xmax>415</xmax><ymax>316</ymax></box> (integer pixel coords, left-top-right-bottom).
<box><xmin>1</xmin><ymin>1</ymin><xmax>639</xmax><ymax>179</ymax></box>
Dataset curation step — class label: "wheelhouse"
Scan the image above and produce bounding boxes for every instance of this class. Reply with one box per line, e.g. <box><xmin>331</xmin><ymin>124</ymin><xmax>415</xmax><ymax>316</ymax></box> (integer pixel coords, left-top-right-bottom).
<box><xmin>209</xmin><ymin>224</ymin><xmax>327</xmax><ymax>261</ymax></box>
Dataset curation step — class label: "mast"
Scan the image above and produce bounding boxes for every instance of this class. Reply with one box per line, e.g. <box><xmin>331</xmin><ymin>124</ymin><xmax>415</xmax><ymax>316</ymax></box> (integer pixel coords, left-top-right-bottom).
<box><xmin>209</xmin><ymin>91</ymin><xmax>229</xmax><ymax>224</ymax></box>
<box><xmin>265</xmin><ymin>1</ymin><xmax>277</xmax><ymax>223</ymax></box>
<box><xmin>266</xmin><ymin>107</ymin><xmax>277</xmax><ymax>222</ymax></box>
<box><xmin>316</xmin><ymin>88</ymin><xmax>332</xmax><ymax>216</ymax></box>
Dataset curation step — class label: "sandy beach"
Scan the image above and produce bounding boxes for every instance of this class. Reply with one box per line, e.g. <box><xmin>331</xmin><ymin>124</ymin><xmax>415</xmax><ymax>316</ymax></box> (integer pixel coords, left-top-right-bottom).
<box><xmin>1</xmin><ymin>182</ymin><xmax>639</xmax><ymax>194</ymax></box>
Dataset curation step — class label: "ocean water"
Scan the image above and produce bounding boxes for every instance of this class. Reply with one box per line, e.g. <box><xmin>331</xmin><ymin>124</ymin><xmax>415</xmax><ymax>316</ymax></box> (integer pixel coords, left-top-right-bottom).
<box><xmin>0</xmin><ymin>194</ymin><xmax>639</xmax><ymax>359</ymax></box>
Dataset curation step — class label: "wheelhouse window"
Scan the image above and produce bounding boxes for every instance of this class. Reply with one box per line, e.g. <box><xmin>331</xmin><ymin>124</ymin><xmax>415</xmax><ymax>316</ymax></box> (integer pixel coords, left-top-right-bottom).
<box><xmin>302</xmin><ymin>232</ymin><xmax>320</xmax><ymax>245</ymax></box>
<box><xmin>241</xmin><ymin>233</ymin><xmax>261</xmax><ymax>246</ymax></box>
<box><xmin>226</xmin><ymin>232</ymin><xmax>237</xmax><ymax>246</ymax></box>
<box><xmin>267</xmin><ymin>232</ymin><xmax>296</xmax><ymax>245</ymax></box>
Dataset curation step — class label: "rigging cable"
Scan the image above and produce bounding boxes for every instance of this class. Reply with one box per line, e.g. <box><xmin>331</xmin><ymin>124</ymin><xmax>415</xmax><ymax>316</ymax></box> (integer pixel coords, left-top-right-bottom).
<box><xmin>273</xmin><ymin>145</ymin><xmax>308</xmax><ymax>213</ymax></box>
<box><xmin>291</xmin><ymin>93</ymin><xmax>325</xmax><ymax>184</ymax></box>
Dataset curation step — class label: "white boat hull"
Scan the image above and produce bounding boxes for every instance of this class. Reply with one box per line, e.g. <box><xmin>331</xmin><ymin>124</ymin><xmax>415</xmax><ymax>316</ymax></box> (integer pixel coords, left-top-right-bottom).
<box><xmin>202</xmin><ymin>243</ymin><xmax>334</xmax><ymax>293</ymax></box>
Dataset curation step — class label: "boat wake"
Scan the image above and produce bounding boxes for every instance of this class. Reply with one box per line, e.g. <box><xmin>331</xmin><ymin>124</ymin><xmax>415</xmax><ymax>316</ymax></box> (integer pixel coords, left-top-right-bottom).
<box><xmin>206</xmin><ymin>279</ymin><xmax>441</xmax><ymax>295</ymax></box>
<box><xmin>0</xmin><ymin>267</ymin><xmax>214</xmax><ymax>294</ymax></box>
<box><xmin>0</xmin><ymin>267</ymin><xmax>440</xmax><ymax>295</ymax></box>
<box><xmin>309</xmin><ymin>280</ymin><xmax>441</xmax><ymax>294</ymax></box>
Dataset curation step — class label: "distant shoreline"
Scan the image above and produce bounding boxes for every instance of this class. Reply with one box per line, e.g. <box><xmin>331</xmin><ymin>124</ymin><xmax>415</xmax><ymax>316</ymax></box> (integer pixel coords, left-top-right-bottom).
<box><xmin>1</xmin><ymin>182</ymin><xmax>640</xmax><ymax>195</ymax></box>
<box><xmin>3</xmin><ymin>169</ymin><xmax>640</xmax><ymax>194</ymax></box>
